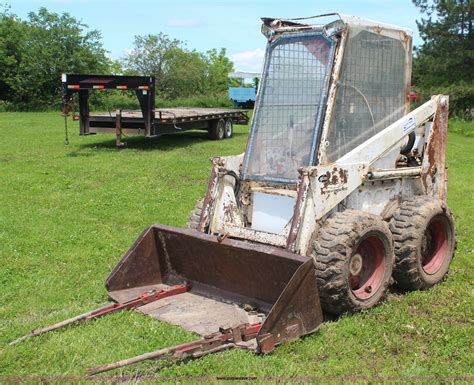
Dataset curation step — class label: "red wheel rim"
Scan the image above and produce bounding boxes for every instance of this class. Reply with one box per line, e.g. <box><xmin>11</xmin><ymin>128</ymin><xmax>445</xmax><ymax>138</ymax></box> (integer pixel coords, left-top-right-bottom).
<box><xmin>349</xmin><ymin>236</ymin><xmax>386</xmax><ymax>300</ymax></box>
<box><xmin>421</xmin><ymin>217</ymin><xmax>448</xmax><ymax>274</ymax></box>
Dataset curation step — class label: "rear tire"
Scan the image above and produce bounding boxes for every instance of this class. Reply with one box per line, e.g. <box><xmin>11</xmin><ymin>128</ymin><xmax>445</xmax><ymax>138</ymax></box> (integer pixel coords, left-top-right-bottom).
<box><xmin>224</xmin><ymin>118</ymin><xmax>233</xmax><ymax>138</ymax></box>
<box><xmin>209</xmin><ymin>119</ymin><xmax>225</xmax><ymax>140</ymax></box>
<box><xmin>187</xmin><ymin>199</ymin><xmax>204</xmax><ymax>230</ymax></box>
<box><xmin>389</xmin><ymin>196</ymin><xmax>455</xmax><ymax>290</ymax></box>
<box><xmin>312</xmin><ymin>210</ymin><xmax>394</xmax><ymax>315</ymax></box>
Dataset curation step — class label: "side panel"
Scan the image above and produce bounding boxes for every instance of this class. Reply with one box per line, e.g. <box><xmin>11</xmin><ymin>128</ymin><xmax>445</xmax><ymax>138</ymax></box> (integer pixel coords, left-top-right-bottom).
<box><xmin>320</xmin><ymin>26</ymin><xmax>412</xmax><ymax>163</ymax></box>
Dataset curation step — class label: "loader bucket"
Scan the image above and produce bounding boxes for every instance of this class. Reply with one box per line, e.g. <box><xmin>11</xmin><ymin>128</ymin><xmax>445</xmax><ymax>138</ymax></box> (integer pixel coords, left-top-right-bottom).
<box><xmin>106</xmin><ymin>224</ymin><xmax>323</xmax><ymax>350</ymax></box>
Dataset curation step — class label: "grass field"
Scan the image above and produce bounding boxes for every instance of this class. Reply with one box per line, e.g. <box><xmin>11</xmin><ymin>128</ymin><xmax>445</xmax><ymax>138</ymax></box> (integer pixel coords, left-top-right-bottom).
<box><xmin>0</xmin><ymin>112</ymin><xmax>472</xmax><ymax>381</ymax></box>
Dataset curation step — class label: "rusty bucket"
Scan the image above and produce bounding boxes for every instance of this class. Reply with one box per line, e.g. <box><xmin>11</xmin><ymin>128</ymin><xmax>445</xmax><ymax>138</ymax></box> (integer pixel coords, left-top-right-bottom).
<box><xmin>106</xmin><ymin>224</ymin><xmax>323</xmax><ymax>352</ymax></box>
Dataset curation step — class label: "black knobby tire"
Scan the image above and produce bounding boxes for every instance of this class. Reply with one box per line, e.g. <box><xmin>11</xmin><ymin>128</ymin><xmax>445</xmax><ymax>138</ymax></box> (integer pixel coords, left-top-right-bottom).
<box><xmin>312</xmin><ymin>210</ymin><xmax>394</xmax><ymax>315</ymax></box>
<box><xmin>224</xmin><ymin>118</ymin><xmax>233</xmax><ymax>139</ymax></box>
<box><xmin>389</xmin><ymin>196</ymin><xmax>455</xmax><ymax>291</ymax></box>
<box><xmin>187</xmin><ymin>199</ymin><xmax>204</xmax><ymax>230</ymax></box>
<box><xmin>209</xmin><ymin>119</ymin><xmax>225</xmax><ymax>140</ymax></box>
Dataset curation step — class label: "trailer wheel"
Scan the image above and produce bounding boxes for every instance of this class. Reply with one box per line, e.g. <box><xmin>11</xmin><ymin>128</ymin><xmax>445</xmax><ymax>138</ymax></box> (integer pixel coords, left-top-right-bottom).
<box><xmin>312</xmin><ymin>210</ymin><xmax>394</xmax><ymax>315</ymax></box>
<box><xmin>224</xmin><ymin>118</ymin><xmax>233</xmax><ymax>139</ymax></box>
<box><xmin>187</xmin><ymin>199</ymin><xmax>204</xmax><ymax>230</ymax></box>
<box><xmin>209</xmin><ymin>119</ymin><xmax>225</xmax><ymax>140</ymax></box>
<box><xmin>389</xmin><ymin>197</ymin><xmax>455</xmax><ymax>290</ymax></box>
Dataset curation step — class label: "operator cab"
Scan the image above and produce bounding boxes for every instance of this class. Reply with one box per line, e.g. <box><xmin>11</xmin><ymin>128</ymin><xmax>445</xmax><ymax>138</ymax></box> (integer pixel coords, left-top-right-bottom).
<box><xmin>243</xmin><ymin>14</ymin><xmax>411</xmax><ymax>183</ymax></box>
<box><xmin>235</xmin><ymin>15</ymin><xmax>412</xmax><ymax>236</ymax></box>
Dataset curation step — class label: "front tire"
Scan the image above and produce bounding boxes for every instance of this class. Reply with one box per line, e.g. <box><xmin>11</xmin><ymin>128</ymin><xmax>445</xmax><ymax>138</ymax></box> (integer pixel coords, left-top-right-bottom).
<box><xmin>389</xmin><ymin>196</ymin><xmax>455</xmax><ymax>290</ymax></box>
<box><xmin>312</xmin><ymin>210</ymin><xmax>394</xmax><ymax>315</ymax></box>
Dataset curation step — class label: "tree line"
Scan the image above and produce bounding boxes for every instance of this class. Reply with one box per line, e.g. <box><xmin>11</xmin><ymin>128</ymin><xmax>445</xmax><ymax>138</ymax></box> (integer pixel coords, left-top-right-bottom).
<box><xmin>0</xmin><ymin>2</ymin><xmax>472</xmax><ymax>117</ymax></box>
<box><xmin>412</xmin><ymin>0</ymin><xmax>473</xmax><ymax>118</ymax></box>
<box><xmin>0</xmin><ymin>6</ymin><xmax>233</xmax><ymax>111</ymax></box>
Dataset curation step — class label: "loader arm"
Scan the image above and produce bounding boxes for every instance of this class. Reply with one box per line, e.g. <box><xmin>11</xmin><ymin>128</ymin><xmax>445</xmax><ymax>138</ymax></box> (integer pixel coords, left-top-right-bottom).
<box><xmin>308</xmin><ymin>95</ymin><xmax>448</xmax><ymax>219</ymax></box>
<box><xmin>289</xmin><ymin>96</ymin><xmax>449</xmax><ymax>254</ymax></box>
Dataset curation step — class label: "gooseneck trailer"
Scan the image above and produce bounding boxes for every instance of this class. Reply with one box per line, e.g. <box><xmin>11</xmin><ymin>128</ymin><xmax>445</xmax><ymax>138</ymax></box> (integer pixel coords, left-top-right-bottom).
<box><xmin>61</xmin><ymin>74</ymin><xmax>249</xmax><ymax>145</ymax></box>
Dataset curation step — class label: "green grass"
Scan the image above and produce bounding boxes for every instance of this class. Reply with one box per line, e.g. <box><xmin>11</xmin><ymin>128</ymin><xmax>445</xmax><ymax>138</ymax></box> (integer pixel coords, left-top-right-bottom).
<box><xmin>0</xmin><ymin>113</ymin><xmax>472</xmax><ymax>381</ymax></box>
<box><xmin>449</xmin><ymin>119</ymin><xmax>474</xmax><ymax>137</ymax></box>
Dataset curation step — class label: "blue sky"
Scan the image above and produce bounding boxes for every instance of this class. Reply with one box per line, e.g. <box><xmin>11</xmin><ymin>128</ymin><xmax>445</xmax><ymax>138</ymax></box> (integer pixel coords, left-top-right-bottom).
<box><xmin>9</xmin><ymin>0</ymin><xmax>423</xmax><ymax>72</ymax></box>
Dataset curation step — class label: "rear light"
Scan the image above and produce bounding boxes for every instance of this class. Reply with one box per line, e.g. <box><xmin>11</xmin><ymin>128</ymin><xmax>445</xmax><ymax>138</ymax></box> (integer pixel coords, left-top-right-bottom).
<box><xmin>68</xmin><ymin>85</ymin><xmax>80</xmax><ymax>89</ymax></box>
<box><xmin>116</xmin><ymin>85</ymin><xmax>128</xmax><ymax>89</ymax></box>
<box><xmin>93</xmin><ymin>85</ymin><xmax>105</xmax><ymax>89</ymax></box>
<box><xmin>408</xmin><ymin>91</ymin><xmax>418</xmax><ymax>101</ymax></box>
<box><xmin>138</xmin><ymin>86</ymin><xmax>149</xmax><ymax>90</ymax></box>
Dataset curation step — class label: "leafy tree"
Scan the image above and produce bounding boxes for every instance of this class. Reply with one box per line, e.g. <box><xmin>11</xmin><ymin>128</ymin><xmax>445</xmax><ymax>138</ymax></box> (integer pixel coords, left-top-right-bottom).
<box><xmin>122</xmin><ymin>33</ymin><xmax>182</xmax><ymax>97</ymax></box>
<box><xmin>412</xmin><ymin>0</ymin><xmax>473</xmax><ymax>117</ymax></box>
<box><xmin>205</xmin><ymin>48</ymin><xmax>234</xmax><ymax>94</ymax></box>
<box><xmin>0</xmin><ymin>6</ymin><xmax>25</xmax><ymax>107</ymax></box>
<box><xmin>123</xmin><ymin>33</ymin><xmax>234</xmax><ymax>99</ymax></box>
<box><xmin>0</xmin><ymin>6</ymin><xmax>110</xmax><ymax>110</ymax></box>
<box><xmin>166</xmin><ymin>48</ymin><xmax>208</xmax><ymax>98</ymax></box>
<box><xmin>0</xmin><ymin>6</ymin><xmax>235</xmax><ymax>109</ymax></box>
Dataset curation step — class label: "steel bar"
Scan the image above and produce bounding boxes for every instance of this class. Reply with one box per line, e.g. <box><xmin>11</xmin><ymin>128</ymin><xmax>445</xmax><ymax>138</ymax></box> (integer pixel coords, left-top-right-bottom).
<box><xmin>367</xmin><ymin>167</ymin><xmax>422</xmax><ymax>180</ymax></box>
<box><xmin>8</xmin><ymin>303</ymin><xmax>113</xmax><ymax>345</ymax></box>
<box><xmin>86</xmin><ymin>335</ymin><xmax>229</xmax><ymax>375</ymax></box>
<box><xmin>9</xmin><ymin>285</ymin><xmax>190</xmax><ymax>345</ymax></box>
<box><xmin>86</xmin><ymin>323</ymin><xmax>261</xmax><ymax>375</ymax></box>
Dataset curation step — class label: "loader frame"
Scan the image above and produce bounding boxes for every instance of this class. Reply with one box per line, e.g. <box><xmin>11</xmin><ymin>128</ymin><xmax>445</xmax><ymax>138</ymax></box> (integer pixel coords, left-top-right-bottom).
<box><xmin>196</xmin><ymin>15</ymin><xmax>448</xmax><ymax>258</ymax></box>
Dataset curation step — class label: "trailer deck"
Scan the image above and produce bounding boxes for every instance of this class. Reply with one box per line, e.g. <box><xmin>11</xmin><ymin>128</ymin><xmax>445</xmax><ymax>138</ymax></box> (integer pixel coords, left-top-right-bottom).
<box><xmin>61</xmin><ymin>74</ymin><xmax>249</xmax><ymax>145</ymax></box>
<box><xmin>88</xmin><ymin>108</ymin><xmax>248</xmax><ymax>135</ymax></box>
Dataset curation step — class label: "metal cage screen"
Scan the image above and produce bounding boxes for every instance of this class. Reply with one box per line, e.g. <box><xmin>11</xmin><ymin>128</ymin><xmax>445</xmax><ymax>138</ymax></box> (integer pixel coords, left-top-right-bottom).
<box><xmin>243</xmin><ymin>32</ymin><xmax>335</xmax><ymax>182</ymax></box>
<box><xmin>326</xmin><ymin>27</ymin><xmax>407</xmax><ymax>161</ymax></box>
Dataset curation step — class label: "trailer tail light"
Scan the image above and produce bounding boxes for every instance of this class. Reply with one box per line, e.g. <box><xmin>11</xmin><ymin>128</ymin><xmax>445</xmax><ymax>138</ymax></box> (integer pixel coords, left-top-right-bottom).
<box><xmin>93</xmin><ymin>85</ymin><xmax>105</xmax><ymax>89</ymax></box>
<box><xmin>138</xmin><ymin>86</ymin><xmax>149</xmax><ymax>90</ymax></box>
<box><xmin>68</xmin><ymin>85</ymin><xmax>80</xmax><ymax>89</ymax></box>
<box><xmin>116</xmin><ymin>85</ymin><xmax>128</xmax><ymax>90</ymax></box>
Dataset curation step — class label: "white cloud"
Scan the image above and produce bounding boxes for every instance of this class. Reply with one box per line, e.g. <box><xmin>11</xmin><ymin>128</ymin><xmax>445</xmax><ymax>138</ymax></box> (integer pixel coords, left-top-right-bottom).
<box><xmin>230</xmin><ymin>48</ymin><xmax>265</xmax><ymax>73</ymax></box>
<box><xmin>166</xmin><ymin>19</ymin><xmax>202</xmax><ymax>27</ymax></box>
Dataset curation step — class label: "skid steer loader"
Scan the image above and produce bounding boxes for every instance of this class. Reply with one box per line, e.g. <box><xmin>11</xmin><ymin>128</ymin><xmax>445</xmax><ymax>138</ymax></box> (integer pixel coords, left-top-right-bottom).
<box><xmin>12</xmin><ymin>13</ymin><xmax>456</xmax><ymax>373</ymax></box>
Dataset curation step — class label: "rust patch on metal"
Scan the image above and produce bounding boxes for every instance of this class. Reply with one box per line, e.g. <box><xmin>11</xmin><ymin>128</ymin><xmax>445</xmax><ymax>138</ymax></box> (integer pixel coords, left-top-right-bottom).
<box><xmin>421</xmin><ymin>97</ymin><xmax>448</xmax><ymax>200</ymax></box>
<box><xmin>198</xmin><ymin>158</ymin><xmax>220</xmax><ymax>233</ymax></box>
<box><xmin>373</xmin><ymin>25</ymin><xmax>383</xmax><ymax>34</ymax></box>
<box><xmin>286</xmin><ymin>170</ymin><xmax>310</xmax><ymax>251</ymax></box>
<box><xmin>107</xmin><ymin>224</ymin><xmax>310</xmax><ymax>308</ymax></box>
<box><xmin>257</xmin><ymin>259</ymin><xmax>323</xmax><ymax>352</ymax></box>
<box><xmin>223</xmin><ymin>201</ymin><xmax>236</xmax><ymax>224</ymax></box>
<box><xmin>224</xmin><ymin>224</ymin><xmax>287</xmax><ymax>247</ymax></box>
<box><xmin>338</xmin><ymin>167</ymin><xmax>348</xmax><ymax>184</ymax></box>
<box><xmin>319</xmin><ymin>167</ymin><xmax>348</xmax><ymax>195</ymax></box>
<box><xmin>317</xmin><ymin>29</ymin><xmax>347</xmax><ymax>164</ymax></box>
